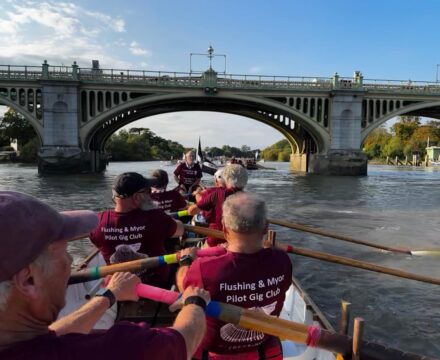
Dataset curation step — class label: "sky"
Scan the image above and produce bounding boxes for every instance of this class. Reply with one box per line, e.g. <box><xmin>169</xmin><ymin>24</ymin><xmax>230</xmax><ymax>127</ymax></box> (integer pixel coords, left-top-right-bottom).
<box><xmin>0</xmin><ymin>0</ymin><xmax>440</xmax><ymax>148</ymax></box>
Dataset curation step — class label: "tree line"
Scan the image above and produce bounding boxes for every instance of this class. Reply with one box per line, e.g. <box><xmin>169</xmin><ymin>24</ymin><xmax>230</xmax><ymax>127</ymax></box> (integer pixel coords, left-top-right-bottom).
<box><xmin>363</xmin><ymin>116</ymin><xmax>440</xmax><ymax>161</ymax></box>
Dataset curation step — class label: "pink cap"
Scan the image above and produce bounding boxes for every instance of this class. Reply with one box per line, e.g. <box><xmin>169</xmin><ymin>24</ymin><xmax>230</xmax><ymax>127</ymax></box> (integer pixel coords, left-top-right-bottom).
<box><xmin>0</xmin><ymin>191</ymin><xmax>98</xmax><ymax>282</ymax></box>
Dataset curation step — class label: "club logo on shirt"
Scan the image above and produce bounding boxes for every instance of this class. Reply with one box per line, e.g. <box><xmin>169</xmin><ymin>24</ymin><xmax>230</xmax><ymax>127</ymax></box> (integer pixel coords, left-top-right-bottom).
<box><xmin>101</xmin><ymin>225</ymin><xmax>146</xmax><ymax>241</ymax></box>
<box><xmin>219</xmin><ymin>302</ymin><xmax>277</xmax><ymax>344</ymax></box>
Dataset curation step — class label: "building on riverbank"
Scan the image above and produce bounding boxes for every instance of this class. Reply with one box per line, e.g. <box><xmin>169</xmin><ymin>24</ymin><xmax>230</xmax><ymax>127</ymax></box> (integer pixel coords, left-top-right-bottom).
<box><xmin>426</xmin><ymin>146</ymin><xmax>440</xmax><ymax>164</ymax></box>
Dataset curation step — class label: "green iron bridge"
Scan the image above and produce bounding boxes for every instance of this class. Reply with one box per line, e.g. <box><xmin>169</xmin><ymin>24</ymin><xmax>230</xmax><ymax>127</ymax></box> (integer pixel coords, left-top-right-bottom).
<box><xmin>1</xmin><ymin>60</ymin><xmax>440</xmax><ymax>174</ymax></box>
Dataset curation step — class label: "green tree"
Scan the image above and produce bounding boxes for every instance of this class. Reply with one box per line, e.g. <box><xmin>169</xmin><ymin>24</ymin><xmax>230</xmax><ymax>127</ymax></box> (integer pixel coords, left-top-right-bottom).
<box><xmin>0</xmin><ymin>109</ymin><xmax>36</xmax><ymax>145</ymax></box>
<box><xmin>262</xmin><ymin>139</ymin><xmax>292</xmax><ymax>161</ymax></box>
<box><xmin>392</xmin><ymin>116</ymin><xmax>420</xmax><ymax>141</ymax></box>
<box><xmin>382</xmin><ymin>136</ymin><xmax>404</xmax><ymax>158</ymax></box>
<box><xmin>363</xmin><ymin>127</ymin><xmax>391</xmax><ymax>159</ymax></box>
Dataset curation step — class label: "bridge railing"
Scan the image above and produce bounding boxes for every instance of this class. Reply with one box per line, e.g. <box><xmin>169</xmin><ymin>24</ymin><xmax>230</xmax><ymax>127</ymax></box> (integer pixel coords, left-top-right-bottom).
<box><xmin>77</xmin><ymin>68</ymin><xmax>205</xmax><ymax>86</ymax></box>
<box><xmin>362</xmin><ymin>78</ymin><xmax>440</xmax><ymax>93</ymax></box>
<box><xmin>2</xmin><ymin>64</ymin><xmax>440</xmax><ymax>94</ymax></box>
<box><xmin>0</xmin><ymin>65</ymin><xmax>42</xmax><ymax>80</ymax></box>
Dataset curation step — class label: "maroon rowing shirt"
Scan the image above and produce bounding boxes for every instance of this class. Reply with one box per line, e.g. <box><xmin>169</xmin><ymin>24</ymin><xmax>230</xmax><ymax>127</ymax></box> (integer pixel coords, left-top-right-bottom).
<box><xmin>183</xmin><ymin>248</ymin><xmax>292</xmax><ymax>355</ymax></box>
<box><xmin>89</xmin><ymin>208</ymin><xmax>177</xmax><ymax>287</ymax></box>
<box><xmin>0</xmin><ymin>322</ymin><xmax>186</xmax><ymax>360</ymax></box>
<box><xmin>174</xmin><ymin>162</ymin><xmax>202</xmax><ymax>191</ymax></box>
<box><xmin>197</xmin><ymin>187</ymin><xmax>240</xmax><ymax>246</ymax></box>
<box><xmin>151</xmin><ymin>189</ymin><xmax>187</xmax><ymax>212</ymax></box>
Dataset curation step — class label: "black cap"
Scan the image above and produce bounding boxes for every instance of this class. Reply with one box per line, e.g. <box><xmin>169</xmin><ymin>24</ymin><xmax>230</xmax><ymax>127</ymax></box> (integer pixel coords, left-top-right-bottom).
<box><xmin>112</xmin><ymin>172</ymin><xmax>157</xmax><ymax>198</ymax></box>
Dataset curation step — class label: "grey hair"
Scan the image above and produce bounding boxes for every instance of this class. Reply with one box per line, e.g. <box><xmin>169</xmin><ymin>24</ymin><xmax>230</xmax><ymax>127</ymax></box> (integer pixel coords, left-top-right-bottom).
<box><xmin>214</xmin><ymin>169</ymin><xmax>225</xmax><ymax>186</ymax></box>
<box><xmin>222</xmin><ymin>193</ymin><xmax>267</xmax><ymax>233</ymax></box>
<box><xmin>0</xmin><ymin>249</ymin><xmax>51</xmax><ymax>311</ymax></box>
<box><xmin>223</xmin><ymin>164</ymin><xmax>248</xmax><ymax>189</ymax></box>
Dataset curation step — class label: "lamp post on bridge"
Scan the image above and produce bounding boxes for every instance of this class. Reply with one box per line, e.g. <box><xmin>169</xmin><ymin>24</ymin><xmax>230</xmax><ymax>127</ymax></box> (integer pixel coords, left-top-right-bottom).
<box><xmin>436</xmin><ymin>64</ymin><xmax>440</xmax><ymax>83</ymax></box>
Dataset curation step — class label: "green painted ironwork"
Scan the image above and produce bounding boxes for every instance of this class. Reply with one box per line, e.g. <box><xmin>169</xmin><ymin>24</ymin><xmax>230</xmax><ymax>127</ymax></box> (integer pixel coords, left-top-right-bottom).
<box><xmin>1</xmin><ymin>62</ymin><xmax>440</xmax><ymax>94</ymax></box>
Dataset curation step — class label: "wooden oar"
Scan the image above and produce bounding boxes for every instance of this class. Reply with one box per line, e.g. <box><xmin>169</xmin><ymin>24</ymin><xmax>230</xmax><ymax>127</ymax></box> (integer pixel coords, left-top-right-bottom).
<box><xmin>268</xmin><ymin>218</ymin><xmax>413</xmax><ymax>255</ymax></box>
<box><xmin>68</xmin><ymin>246</ymin><xmax>227</xmax><ymax>284</ymax></box>
<box><xmin>136</xmin><ymin>283</ymin><xmax>434</xmax><ymax>360</ymax></box>
<box><xmin>183</xmin><ymin>224</ymin><xmax>440</xmax><ymax>286</ymax></box>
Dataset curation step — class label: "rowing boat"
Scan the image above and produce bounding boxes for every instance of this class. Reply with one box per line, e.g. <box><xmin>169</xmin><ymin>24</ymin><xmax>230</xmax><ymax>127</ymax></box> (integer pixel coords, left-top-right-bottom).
<box><xmin>62</xmin><ymin>249</ymin><xmax>337</xmax><ymax>359</ymax></box>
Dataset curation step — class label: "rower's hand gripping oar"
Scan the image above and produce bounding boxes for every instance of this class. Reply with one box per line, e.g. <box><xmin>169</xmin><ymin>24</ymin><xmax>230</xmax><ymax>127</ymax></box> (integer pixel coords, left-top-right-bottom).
<box><xmin>183</xmin><ymin>224</ymin><xmax>440</xmax><ymax>286</ymax></box>
<box><xmin>136</xmin><ymin>283</ymin><xmax>435</xmax><ymax>360</ymax></box>
<box><xmin>268</xmin><ymin>218</ymin><xmax>413</xmax><ymax>255</ymax></box>
<box><xmin>68</xmin><ymin>246</ymin><xmax>227</xmax><ymax>284</ymax></box>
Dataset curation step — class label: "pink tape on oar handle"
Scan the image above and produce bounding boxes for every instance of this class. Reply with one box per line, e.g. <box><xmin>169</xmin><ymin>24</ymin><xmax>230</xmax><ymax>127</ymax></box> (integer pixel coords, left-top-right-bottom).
<box><xmin>306</xmin><ymin>325</ymin><xmax>321</xmax><ymax>347</ymax></box>
<box><xmin>196</xmin><ymin>245</ymin><xmax>227</xmax><ymax>257</ymax></box>
<box><xmin>136</xmin><ymin>283</ymin><xmax>180</xmax><ymax>305</ymax></box>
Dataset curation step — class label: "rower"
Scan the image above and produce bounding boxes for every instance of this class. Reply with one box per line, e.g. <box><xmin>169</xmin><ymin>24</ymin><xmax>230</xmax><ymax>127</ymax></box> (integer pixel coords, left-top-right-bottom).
<box><xmin>177</xmin><ymin>193</ymin><xmax>292</xmax><ymax>359</ymax></box>
<box><xmin>89</xmin><ymin>172</ymin><xmax>184</xmax><ymax>288</ymax></box>
<box><xmin>188</xmin><ymin>164</ymin><xmax>248</xmax><ymax>247</ymax></box>
<box><xmin>174</xmin><ymin>150</ymin><xmax>203</xmax><ymax>195</ymax></box>
<box><xmin>0</xmin><ymin>191</ymin><xmax>210</xmax><ymax>360</ymax></box>
<box><xmin>192</xmin><ymin>169</ymin><xmax>225</xmax><ymax>226</ymax></box>
<box><xmin>150</xmin><ymin>169</ymin><xmax>187</xmax><ymax>212</ymax></box>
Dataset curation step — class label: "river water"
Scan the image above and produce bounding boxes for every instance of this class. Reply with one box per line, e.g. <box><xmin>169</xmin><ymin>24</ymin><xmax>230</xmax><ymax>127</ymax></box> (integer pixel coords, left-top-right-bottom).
<box><xmin>0</xmin><ymin>162</ymin><xmax>439</xmax><ymax>357</ymax></box>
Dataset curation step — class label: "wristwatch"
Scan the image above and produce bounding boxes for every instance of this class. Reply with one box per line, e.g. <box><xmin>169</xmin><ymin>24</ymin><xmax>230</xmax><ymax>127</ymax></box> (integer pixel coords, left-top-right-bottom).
<box><xmin>184</xmin><ymin>295</ymin><xmax>207</xmax><ymax>311</ymax></box>
<box><xmin>179</xmin><ymin>254</ymin><xmax>194</xmax><ymax>266</ymax></box>
<box><xmin>95</xmin><ymin>288</ymin><xmax>116</xmax><ymax>308</ymax></box>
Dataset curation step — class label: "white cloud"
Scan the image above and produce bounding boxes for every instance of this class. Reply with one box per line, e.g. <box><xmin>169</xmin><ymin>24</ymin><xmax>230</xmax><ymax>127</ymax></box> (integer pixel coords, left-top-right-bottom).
<box><xmin>129</xmin><ymin>41</ymin><xmax>148</xmax><ymax>56</ymax></box>
<box><xmin>0</xmin><ymin>1</ymin><xmax>131</xmax><ymax>68</ymax></box>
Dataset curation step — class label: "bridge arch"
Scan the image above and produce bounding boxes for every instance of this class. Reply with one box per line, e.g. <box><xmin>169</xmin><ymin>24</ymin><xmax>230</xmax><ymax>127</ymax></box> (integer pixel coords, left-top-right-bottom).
<box><xmin>361</xmin><ymin>100</ymin><xmax>440</xmax><ymax>143</ymax></box>
<box><xmin>81</xmin><ymin>93</ymin><xmax>329</xmax><ymax>155</ymax></box>
<box><xmin>0</xmin><ymin>97</ymin><xmax>43</xmax><ymax>145</ymax></box>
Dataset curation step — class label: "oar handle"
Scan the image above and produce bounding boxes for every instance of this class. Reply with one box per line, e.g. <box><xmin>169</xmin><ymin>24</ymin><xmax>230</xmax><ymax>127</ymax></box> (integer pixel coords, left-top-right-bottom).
<box><xmin>135</xmin><ymin>283</ymin><xmax>222</xmax><ymax>318</ymax></box>
<box><xmin>169</xmin><ymin>210</ymin><xmax>189</xmax><ymax>219</ymax></box>
<box><xmin>68</xmin><ymin>246</ymin><xmax>227</xmax><ymax>284</ymax></box>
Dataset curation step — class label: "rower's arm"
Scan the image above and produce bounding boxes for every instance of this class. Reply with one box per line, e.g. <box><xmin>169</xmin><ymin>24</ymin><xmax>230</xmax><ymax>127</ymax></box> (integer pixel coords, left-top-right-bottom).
<box><xmin>172</xmin><ymin>219</ymin><xmax>184</xmax><ymax>238</ymax></box>
<box><xmin>171</xmin><ymin>286</ymin><xmax>209</xmax><ymax>360</ymax></box>
<box><xmin>189</xmin><ymin>178</ymin><xmax>201</xmax><ymax>192</ymax></box>
<box><xmin>50</xmin><ymin>272</ymin><xmax>139</xmax><ymax>335</ymax></box>
<box><xmin>176</xmin><ymin>265</ymin><xmax>189</xmax><ymax>292</ymax></box>
<box><xmin>50</xmin><ymin>296</ymin><xmax>112</xmax><ymax>335</ymax></box>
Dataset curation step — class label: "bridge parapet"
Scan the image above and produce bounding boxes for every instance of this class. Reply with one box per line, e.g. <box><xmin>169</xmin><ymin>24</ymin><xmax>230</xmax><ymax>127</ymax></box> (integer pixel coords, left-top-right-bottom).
<box><xmin>3</xmin><ymin>62</ymin><xmax>440</xmax><ymax>94</ymax></box>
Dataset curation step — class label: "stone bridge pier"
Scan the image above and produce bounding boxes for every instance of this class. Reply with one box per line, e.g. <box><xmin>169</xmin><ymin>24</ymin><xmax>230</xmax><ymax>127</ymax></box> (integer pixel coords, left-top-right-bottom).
<box><xmin>307</xmin><ymin>94</ymin><xmax>367</xmax><ymax>175</ymax></box>
<box><xmin>37</xmin><ymin>82</ymin><xmax>105</xmax><ymax>173</ymax></box>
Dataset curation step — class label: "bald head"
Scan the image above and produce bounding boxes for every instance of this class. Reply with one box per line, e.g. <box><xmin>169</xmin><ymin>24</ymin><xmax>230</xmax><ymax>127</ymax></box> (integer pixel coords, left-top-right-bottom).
<box><xmin>222</xmin><ymin>193</ymin><xmax>267</xmax><ymax>234</ymax></box>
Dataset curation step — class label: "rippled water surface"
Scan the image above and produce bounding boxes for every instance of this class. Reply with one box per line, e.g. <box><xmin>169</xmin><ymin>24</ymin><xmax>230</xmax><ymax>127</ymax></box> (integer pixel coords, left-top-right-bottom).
<box><xmin>1</xmin><ymin>162</ymin><xmax>439</xmax><ymax>357</ymax></box>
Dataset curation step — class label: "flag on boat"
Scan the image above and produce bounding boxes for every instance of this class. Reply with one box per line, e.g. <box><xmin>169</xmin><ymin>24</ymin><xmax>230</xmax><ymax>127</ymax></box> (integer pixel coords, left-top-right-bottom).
<box><xmin>196</xmin><ymin>136</ymin><xmax>203</xmax><ymax>164</ymax></box>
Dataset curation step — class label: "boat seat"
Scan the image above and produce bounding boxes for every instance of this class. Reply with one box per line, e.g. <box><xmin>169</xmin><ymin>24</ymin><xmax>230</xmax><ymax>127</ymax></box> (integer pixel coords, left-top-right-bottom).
<box><xmin>117</xmin><ymin>298</ymin><xmax>177</xmax><ymax>327</ymax></box>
